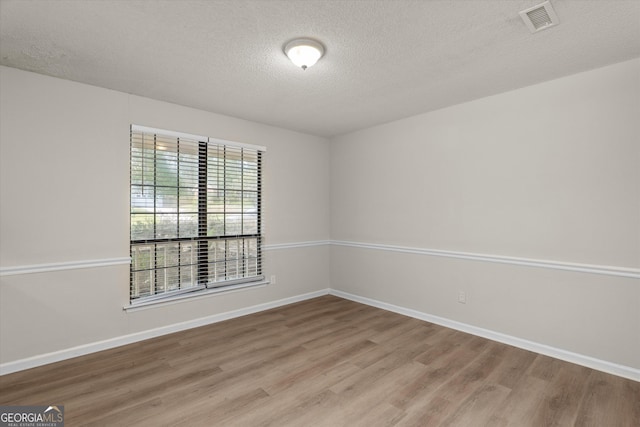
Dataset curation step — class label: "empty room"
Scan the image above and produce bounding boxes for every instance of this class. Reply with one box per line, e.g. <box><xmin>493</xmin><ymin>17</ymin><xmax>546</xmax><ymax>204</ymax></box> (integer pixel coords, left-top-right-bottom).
<box><xmin>0</xmin><ymin>0</ymin><xmax>638</xmax><ymax>425</ymax></box>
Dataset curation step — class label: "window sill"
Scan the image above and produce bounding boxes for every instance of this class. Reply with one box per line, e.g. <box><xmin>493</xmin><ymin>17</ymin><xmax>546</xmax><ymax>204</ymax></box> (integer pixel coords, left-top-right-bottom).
<box><xmin>123</xmin><ymin>280</ymin><xmax>270</xmax><ymax>312</ymax></box>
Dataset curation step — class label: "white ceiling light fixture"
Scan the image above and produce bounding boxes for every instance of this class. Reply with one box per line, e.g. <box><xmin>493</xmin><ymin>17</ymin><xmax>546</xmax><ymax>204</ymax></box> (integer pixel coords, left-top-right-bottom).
<box><xmin>284</xmin><ymin>38</ymin><xmax>325</xmax><ymax>70</ymax></box>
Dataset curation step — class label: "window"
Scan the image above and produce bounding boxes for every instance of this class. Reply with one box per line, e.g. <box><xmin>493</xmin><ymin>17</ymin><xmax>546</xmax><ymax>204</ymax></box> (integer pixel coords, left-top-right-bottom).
<box><xmin>129</xmin><ymin>125</ymin><xmax>264</xmax><ymax>304</ymax></box>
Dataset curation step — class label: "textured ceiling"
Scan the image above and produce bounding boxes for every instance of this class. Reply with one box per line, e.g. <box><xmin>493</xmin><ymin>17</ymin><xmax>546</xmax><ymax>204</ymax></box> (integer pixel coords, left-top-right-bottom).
<box><xmin>1</xmin><ymin>0</ymin><xmax>639</xmax><ymax>137</ymax></box>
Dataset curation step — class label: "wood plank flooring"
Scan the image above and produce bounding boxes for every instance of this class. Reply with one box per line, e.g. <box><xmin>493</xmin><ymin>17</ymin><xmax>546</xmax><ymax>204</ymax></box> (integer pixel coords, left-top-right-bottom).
<box><xmin>1</xmin><ymin>295</ymin><xmax>638</xmax><ymax>426</ymax></box>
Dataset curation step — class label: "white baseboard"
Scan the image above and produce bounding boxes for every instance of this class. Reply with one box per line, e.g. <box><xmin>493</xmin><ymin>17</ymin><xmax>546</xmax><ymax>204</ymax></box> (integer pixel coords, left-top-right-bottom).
<box><xmin>3</xmin><ymin>287</ymin><xmax>638</xmax><ymax>382</ymax></box>
<box><xmin>329</xmin><ymin>289</ymin><xmax>640</xmax><ymax>382</ymax></box>
<box><xmin>0</xmin><ymin>289</ymin><xmax>330</xmax><ymax>376</ymax></box>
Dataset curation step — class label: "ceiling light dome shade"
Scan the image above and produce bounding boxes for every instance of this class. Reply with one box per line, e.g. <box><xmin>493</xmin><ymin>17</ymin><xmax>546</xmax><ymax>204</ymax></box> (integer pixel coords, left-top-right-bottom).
<box><xmin>284</xmin><ymin>38</ymin><xmax>324</xmax><ymax>70</ymax></box>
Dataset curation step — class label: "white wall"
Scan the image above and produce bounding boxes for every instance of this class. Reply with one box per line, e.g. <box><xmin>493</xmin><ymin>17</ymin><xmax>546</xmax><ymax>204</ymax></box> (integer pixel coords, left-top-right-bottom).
<box><xmin>0</xmin><ymin>66</ymin><xmax>330</xmax><ymax>368</ymax></box>
<box><xmin>2</xmin><ymin>59</ymin><xmax>639</xmax><ymax>376</ymax></box>
<box><xmin>330</xmin><ymin>59</ymin><xmax>640</xmax><ymax>370</ymax></box>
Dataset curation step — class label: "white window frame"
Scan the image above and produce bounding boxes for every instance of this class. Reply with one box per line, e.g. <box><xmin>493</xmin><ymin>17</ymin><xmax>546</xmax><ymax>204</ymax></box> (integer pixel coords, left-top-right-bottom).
<box><xmin>127</xmin><ymin>125</ymin><xmax>266</xmax><ymax>309</ymax></box>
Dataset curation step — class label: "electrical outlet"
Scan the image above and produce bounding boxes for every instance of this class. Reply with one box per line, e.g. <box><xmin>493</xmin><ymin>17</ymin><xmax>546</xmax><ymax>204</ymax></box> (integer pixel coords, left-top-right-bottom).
<box><xmin>457</xmin><ymin>291</ymin><xmax>467</xmax><ymax>304</ymax></box>
<box><xmin>270</xmin><ymin>275</ymin><xmax>277</xmax><ymax>285</ymax></box>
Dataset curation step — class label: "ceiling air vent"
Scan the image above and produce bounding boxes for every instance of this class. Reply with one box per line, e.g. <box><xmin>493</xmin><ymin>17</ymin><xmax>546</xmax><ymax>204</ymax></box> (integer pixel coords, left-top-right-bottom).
<box><xmin>519</xmin><ymin>1</ymin><xmax>559</xmax><ymax>33</ymax></box>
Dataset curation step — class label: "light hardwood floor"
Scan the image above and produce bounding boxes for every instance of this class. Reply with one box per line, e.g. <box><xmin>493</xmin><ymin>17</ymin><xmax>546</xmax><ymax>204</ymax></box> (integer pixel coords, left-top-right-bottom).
<box><xmin>1</xmin><ymin>295</ymin><xmax>638</xmax><ymax>426</ymax></box>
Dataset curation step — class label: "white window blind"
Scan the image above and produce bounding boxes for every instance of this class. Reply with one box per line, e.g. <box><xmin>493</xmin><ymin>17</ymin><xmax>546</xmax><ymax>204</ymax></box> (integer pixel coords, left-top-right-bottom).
<box><xmin>129</xmin><ymin>125</ymin><xmax>264</xmax><ymax>304</ymax></box>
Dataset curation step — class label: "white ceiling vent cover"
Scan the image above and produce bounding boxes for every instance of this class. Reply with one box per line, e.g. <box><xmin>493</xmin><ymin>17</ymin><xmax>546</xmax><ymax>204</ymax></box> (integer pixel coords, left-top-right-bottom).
<box><xmin>519</xmin><ymin>1</ymin><xmax>560</xmax><ymax>33</ymax></box>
